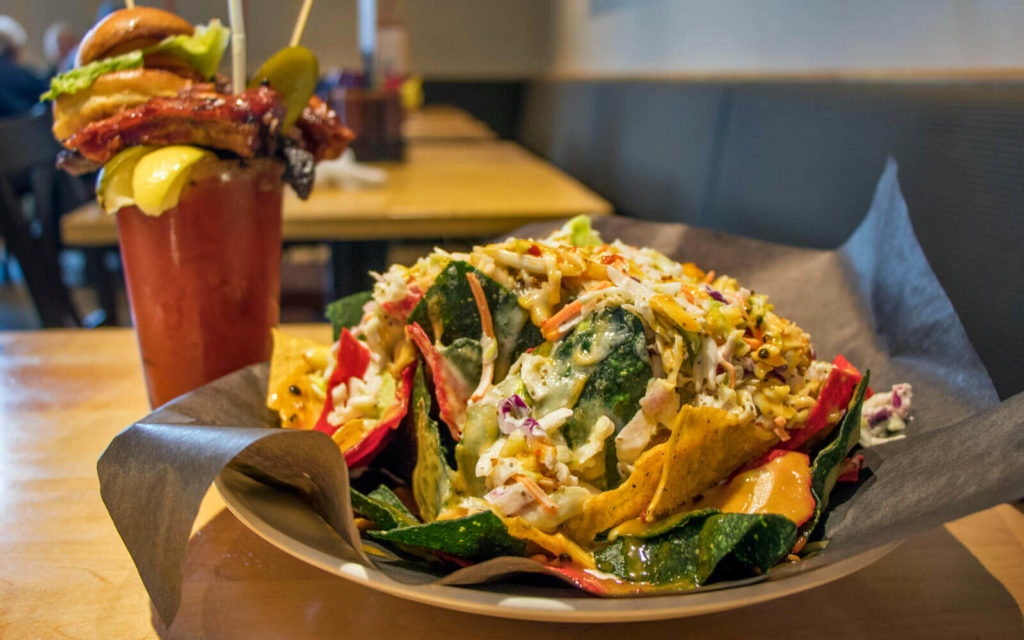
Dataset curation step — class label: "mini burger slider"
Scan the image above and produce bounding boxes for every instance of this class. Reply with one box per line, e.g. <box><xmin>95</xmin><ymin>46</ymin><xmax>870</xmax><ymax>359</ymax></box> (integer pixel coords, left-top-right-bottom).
<box><xmin>43</xmin><ymin>8</ymin><xmax>353</xmax><ymax>202</ymax></box>
<box><xmin>46</xmin><ymin>7</ymin><xmax>229</xmax><ymax>141</ymax></box>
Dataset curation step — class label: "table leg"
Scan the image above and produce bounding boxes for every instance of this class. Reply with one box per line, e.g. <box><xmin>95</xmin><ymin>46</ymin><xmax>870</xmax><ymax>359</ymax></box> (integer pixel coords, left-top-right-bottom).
<box><xmin>327</xmin><ymin>241</ymin><xmax>389</xmax><ymax>300</ymax></box>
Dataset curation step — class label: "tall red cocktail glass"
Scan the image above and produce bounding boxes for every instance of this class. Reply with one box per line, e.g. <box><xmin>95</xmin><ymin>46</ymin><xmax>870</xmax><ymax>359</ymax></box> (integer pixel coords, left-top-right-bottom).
<box><xmin>116</xmin><ymin>159</ymin><xmax>284</xmax><ymax>407</ymax></box>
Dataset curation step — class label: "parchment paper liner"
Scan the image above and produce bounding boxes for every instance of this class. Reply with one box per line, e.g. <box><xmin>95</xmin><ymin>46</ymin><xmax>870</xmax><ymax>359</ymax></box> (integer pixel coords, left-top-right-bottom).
<box><xmin>99</xmin><ymin>160</ymin><xmax>1022</xmax><ymax>624</ymax></box>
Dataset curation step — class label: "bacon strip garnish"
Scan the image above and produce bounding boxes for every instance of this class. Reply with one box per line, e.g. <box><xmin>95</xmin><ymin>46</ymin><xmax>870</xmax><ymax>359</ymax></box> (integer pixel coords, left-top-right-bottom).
<box><xmin>294</xmin><ymin>95</ymin><xmax>354</xmax><ymax>162</ymax></box>
<box><xmin>63</xmin><ymin>86</ymin><xmax>286</xmax><ymax>164</ymax></box>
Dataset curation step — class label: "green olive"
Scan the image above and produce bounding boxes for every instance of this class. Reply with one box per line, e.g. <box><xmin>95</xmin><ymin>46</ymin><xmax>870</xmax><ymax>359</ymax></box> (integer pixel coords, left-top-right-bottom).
<box><xmin>249</xmin><ymin>46</ymin><xmax>319</xmax><ymax>132</ymax></box>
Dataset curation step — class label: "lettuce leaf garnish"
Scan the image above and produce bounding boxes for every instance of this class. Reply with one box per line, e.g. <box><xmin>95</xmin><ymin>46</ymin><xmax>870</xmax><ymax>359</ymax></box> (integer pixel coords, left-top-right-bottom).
<box><xmin>145</xmin><ymin>19</ymin><xmax>229</xmax><ymax>79</ymax></box>
<box><xmin>564</xmin><ymin>215</ymin><xmax>602</xmax><ymax>247</ymax></box>
<box><xmin>40</xmin><ymin>50</ymin><xmax>143</xmax><ymax>101</ymax></box>
<box><xmin>40</xmin><ymin>19</ymin><xmax>229</xmax><ymax>102</ymax></box>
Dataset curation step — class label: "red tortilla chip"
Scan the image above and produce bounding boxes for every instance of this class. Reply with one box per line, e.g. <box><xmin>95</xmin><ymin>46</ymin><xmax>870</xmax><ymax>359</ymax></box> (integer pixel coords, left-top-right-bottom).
<box><xmin>344</xmin><ymin>361</ymin><xmax>417</xmax><ymax>468</ymax></box>
<box><xmin>739</xmin><ymin>354</ymin><xmax>862</xmax><ymax>474</ymax></box>
<box><xmin>314</xmin><ymin>328</ymin><xmax>372</xmax><ymax>436</ymax></box>
<box><xmin>405</xmin><ymin>322</ymin><xmax>470</xmax><ymax>440</ymax></box>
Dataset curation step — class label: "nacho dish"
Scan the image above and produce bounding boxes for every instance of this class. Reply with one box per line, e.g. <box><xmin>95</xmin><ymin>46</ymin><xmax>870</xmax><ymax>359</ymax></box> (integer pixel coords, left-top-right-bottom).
<box><xmin>268</xmin><ymin>216</ymin><xmax>900</xmax><ymax>593</ymax></box>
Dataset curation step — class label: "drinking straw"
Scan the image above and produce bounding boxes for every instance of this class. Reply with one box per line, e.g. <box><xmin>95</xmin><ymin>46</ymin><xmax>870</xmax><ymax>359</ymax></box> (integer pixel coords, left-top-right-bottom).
<box><xmin>227</xmin><ymin>0</ymin><xmax>246</xmax><ymax>94</ymax></box>
<box><xmin>290</xmin><ymin>0</ymin><xmax>314</xmax><ymax>47</ymax></box>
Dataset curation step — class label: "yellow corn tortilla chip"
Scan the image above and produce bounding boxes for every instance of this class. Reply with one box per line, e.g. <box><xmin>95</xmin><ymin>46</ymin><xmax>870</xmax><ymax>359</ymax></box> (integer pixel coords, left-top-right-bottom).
<box><xmin>501</xmin><ymin>515</ymin><xmax>596</xmax><ymax>569</ymax></box>
<box><xmin>566</xmin><ymin>406</ymin><xmax>779</xmax><ymax>542</ymax></box>
<box><xmin>267</xmin><ymin>328</ymin><xmax>330</xmax><ymax>429</ymax></box>
<box><xmin>331</xmin><ymin>418</ymin><xmax>366</xmax><ymax>451</ymax></box>
<box><xmin>646</xmin><ymin>406</ymin><xmax>779</xmax><ymax>520</ymax></box>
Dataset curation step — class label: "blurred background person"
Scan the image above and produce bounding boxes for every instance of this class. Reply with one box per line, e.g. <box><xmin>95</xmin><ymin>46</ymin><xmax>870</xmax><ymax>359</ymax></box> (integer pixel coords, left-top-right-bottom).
<box><xmin>43</xmin><ymin>21</ymin><xmax>75</xmax><ymax>78</ymax></box>
<box><xmin>0</xmin><ymin>15</ymin><xmax>46</xmax><ymax>117</ymax></box>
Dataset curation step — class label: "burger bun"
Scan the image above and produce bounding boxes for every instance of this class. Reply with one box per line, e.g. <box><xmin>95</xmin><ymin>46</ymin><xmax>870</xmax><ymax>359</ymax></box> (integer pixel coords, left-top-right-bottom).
<box><xmin>76</xmin><ymin>7</ymin><xmax>193</xmax><ymax>67</ymax></box>
<box><xmin>52</xmin><ymin>68</ymin><xmax>192</xmax><ymax>140</ymax></box>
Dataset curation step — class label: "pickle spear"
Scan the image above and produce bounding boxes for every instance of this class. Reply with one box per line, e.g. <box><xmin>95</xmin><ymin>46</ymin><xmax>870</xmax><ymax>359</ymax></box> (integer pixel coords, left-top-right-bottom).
<box><xmin>249</xmin><ymin>46</ymin><xmax>319</xmax><ymax>131</ymax></box>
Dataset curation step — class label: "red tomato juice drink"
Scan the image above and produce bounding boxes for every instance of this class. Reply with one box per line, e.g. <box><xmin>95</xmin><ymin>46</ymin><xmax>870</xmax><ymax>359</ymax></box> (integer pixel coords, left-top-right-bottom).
<box><xmin>116</xmin><ymin>159</ymin><xmax>284</xmax><ymax>407</ymax></box>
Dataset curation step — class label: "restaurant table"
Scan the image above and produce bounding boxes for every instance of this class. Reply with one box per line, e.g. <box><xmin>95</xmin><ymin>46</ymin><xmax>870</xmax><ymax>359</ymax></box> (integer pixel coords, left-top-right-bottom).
<box><xmin>61</xmin><ymin>142</ymin><xmax>610</xmax><ymax>245</ymax></box>
<box><xmin>60</xmin><ymin>141</ymin><xmax>612</xmax><ymax>301</ymax></box>
<box><xmin>403</xmin><ymin>105</ymin><xmax>498</xmax><ymax>142</ymax></box>
<box><xmin>3</xmin><ymin>325</ymin><xmax>1023</xmax><ymax>639</ymax></box>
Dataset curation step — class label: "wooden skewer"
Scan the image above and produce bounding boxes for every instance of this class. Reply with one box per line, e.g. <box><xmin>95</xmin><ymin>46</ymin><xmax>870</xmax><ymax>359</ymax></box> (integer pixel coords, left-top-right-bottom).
<box><xmin>227</xmin><ymin>0</ymin><xmax>247</xmax><ymax>93</ymax></box>
<box><xmin>124</xmin><ymin>0</ymin><xmax>134</xmax><ymax>8</ymax></box>
<box><xmin>290</xmin><ymin>0</ymin><xmax>314</xmax><ymax>47</ymax></box>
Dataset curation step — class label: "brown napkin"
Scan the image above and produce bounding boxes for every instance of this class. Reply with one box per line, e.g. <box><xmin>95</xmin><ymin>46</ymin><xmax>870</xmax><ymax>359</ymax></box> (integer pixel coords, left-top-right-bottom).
<box><xmin>99</xmin><ymin>159</ymin><xmax>1020</xmax><ymax>625</ymax></box>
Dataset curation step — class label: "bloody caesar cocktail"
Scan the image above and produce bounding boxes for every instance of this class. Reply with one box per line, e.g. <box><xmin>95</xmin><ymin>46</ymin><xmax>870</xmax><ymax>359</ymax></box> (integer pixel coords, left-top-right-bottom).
<box><xmin>117</xmin><ymin>159</ymin><xmax>284</xmax><ymax>407</ymax></box>
<box><xmin>42</xmin><ymin>7</ymin><xmax>353</xmax><ymax>406</ymax></box>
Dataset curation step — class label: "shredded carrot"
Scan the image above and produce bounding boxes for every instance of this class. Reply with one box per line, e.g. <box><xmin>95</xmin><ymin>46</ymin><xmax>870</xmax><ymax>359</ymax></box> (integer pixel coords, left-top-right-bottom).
<box><xmin>465</xmin><ymin>273</ymin><xmax>494</xmax><ymax>339</ymax></box>
<box><xmin>703</xmin><ymin>270</ymin><xmax>716</xmax><ymax>284</ymax></box>
<box><xmin>742</xmin><ymin>336</ymin><xmax>763</xmax><ymax>350</ymax></box>
<box><xmin>513</xmin><ymin>474</ymin><xmax>559</xmax><ymax>513</ymax></box>
<box><xmin>538</xmin><ymin>283</ymin><xmax>610</xmax><ymax>341</ymax></box>
<box><xmin>721</xmin><ymin>360</ymin><xmax>737</xmax><ymax>389</ymax></box>
<box><xmin>541</xmin><ymin>299</ymin><xmax>583</xmax><ymax>341</ymax></box>
<box><xmin>732</xmin><ymin>295</ymin><xmax>750</xmax><ymax>320</ymax></box>
<box><xmin>680</xmin><ymin>287</ymin><xmax>696</xmax><ymax>305</ymax></box>
<box><xmin>773</xmin><ymin>419</ymin><xmax>790</xmax><ymax>442</ymax></box>
<box><xmin>466</xmin><ymin>272</ymin><xmax>496</xmax><ymax>401</ymax></box>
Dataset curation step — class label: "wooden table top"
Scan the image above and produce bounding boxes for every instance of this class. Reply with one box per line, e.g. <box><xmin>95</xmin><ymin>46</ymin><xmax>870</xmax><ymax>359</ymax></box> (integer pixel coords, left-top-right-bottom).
<box><xmin>3</xmin><ymin>325</ymin><xmax>1023</xmax><ymax>639</ymax></box>
<box><xmin>61</xmin><ymin>142</ymin><xmax>611</xmax><ymax>247</ymax></box>
<box><xmin>403</xmin><ymin>106</ymin><xmax>498</xmax><ymax>142</ymax></box>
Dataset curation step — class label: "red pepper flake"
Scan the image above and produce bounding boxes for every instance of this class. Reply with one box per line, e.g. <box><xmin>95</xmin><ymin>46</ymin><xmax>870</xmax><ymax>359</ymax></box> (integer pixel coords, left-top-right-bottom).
<box><xmin>528</xmin><ymin>244</ymin><xmax>542</xmax><ymax>257</ymax></box>
<box><xmin>599</xmin><ymin>254</ymin><xmax>627</xmax><ymax>267</ymax></box>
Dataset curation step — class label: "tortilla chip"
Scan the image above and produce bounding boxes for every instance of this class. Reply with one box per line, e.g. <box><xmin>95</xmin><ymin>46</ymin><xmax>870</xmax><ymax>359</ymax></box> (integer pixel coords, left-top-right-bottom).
<box><xmin>689</xmin><ymin>450</ymin><xmax>814</xmax><ymax>526</ymax></box>
<box><xmin>567</xmin><ymin>406</ymin><xmax>779</xmax><ymax>542</ymax></box>
<box><xmin>267</xmin><ymin>329</ymin><xmax>330</xmax><ymax>429</ymax></box>
<box><xmin>331</xmin><ymin>418</ymin><xmax>367</xmax><ymax>451</ymax></box>
<box><xmin>501</xmin><ymin>516</ymin><xmax>596</xmax><ymax>569</ymax></box>
<box><xmin>647</xmin><ymin>406</ymin><xmax>779</xmax><ymax>520</ymax></box>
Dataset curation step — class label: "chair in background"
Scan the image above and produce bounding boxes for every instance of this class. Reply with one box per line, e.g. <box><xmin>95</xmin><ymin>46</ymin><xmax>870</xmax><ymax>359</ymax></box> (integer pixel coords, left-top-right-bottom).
<box><xmin>0</xmin><ymin>106</ymin><xmax>81</xmax><ymax>328</ymax></box>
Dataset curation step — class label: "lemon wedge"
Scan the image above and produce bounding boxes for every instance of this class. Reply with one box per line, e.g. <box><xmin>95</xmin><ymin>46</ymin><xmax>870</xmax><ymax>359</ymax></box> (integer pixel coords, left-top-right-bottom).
<box><xmin>96</xmin><ymin>146</ymin><xmax>154</xmax><ymax>214</ymax></box>
<box><xmin>131</xmin><ymin>145</ymin><xmax>215</xmax><ymax>216</ymax></box>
